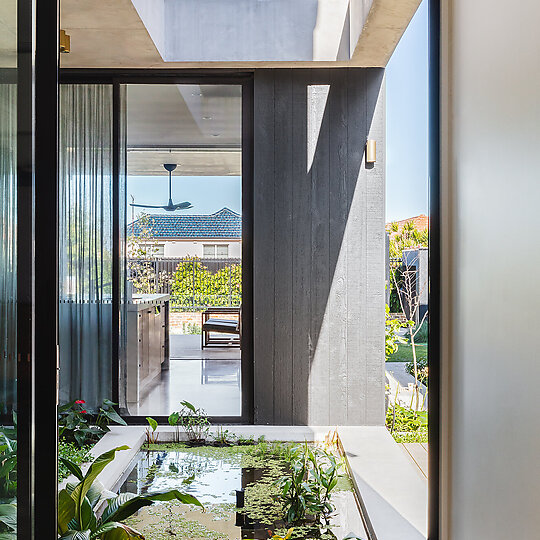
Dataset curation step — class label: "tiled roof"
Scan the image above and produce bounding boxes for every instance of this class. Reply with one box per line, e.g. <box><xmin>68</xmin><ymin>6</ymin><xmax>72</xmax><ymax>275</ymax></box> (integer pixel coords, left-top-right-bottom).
<box><xmin>128</xmin><ymin>208</ymin><xmax>241</xmax><ymax>239</ymax></box>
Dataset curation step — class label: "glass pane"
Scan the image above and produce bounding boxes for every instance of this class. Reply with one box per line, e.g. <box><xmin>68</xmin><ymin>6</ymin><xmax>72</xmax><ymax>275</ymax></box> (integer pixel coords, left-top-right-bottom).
<box><xmin>58</xmin><ymin>84</ymin><xmax>114</xmax><ymax>410</ymax></box>
<box><xmin>0</xmin><ymin>0</ymin><xmax>17</xmax><ymax>529</ymax></box>
<box><xmin>125</xmin><ymin>84</ymin><xmax>242</xmax><ymax>418</ymax></box>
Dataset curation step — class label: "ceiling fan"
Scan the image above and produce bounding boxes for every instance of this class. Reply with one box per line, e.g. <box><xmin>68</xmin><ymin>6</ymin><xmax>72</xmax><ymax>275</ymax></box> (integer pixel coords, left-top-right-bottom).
<box><xmin>130</xmin><ymin>163</ymin><xmax>193</xmax><ymax>212</ymax></box>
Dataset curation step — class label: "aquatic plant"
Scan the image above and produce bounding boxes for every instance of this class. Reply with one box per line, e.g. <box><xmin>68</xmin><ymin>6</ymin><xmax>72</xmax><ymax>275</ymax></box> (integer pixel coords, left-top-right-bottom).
<box><xmin>168</xmin><ymin>411</ymin><xmax>180</xmax><ymax>442</ymax></box>
<box><xmin>178</xmin><ymin>400</ymin><xmax>210</xmax><ymax>444</ymax></box>
<box><xmin>211</xmin><ymin>426</ymin><xmax>232</xmax><ymax>446</ymax></box>
<box><xmin>57</xmin><ymin>446</ymin><xmax>202</xmax><ymax>539</ymax></box>
<box><xmin>276</xmin><ymin>442</ymin><xmax>340</xmax><ymax>524</ymax></box>
<box><xmin>146</xmin><ymin>416</ymin><xmax>159</xmax><ymax>444</ymax></box>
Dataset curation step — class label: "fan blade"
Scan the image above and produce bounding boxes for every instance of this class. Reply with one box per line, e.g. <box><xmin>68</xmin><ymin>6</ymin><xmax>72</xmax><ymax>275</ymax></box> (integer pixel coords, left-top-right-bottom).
<box><xmin>172</xmin><ymin>202</ymin><xmax>193</xmax><ymax>210</ymax></box>
<box><xmin>130</xmin><ymin>203</ymin><xmax>164</xmax><ymax>209</ymax></box>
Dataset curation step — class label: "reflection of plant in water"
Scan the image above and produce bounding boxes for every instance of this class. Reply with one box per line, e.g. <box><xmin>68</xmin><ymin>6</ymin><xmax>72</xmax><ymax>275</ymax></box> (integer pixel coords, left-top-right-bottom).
<box><xmin>126</xmin><ymin>443</ymin><xmax>358</xmax><ymax>540</ymax></box>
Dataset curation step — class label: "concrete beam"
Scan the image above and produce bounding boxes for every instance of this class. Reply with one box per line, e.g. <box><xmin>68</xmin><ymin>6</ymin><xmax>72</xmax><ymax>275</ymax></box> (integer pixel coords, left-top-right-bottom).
<box><xmin>60</xmin><ymin>0</ymin><xmax>419</xmax><ymax>68</ymax></box>
<box><xmin>350</xmin><ymin>0</ymin><xmax>422</xmax><ymax>67</ymax></box>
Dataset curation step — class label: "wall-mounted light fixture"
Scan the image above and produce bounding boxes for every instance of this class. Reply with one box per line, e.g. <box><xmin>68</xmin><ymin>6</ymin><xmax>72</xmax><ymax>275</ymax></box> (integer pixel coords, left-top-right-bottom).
<box><xmin>366</xmin><ymin>140</ymin><xmax>376</xmax><ymax>163</ymax></box>
<box><xmin>60</xmin><ymin>30</ymin><xmax>71</xmax><ymax>53</ymax></box>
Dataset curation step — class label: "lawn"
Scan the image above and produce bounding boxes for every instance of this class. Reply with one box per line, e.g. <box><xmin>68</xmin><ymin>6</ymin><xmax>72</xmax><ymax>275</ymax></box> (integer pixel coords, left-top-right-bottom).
<box><xmin>387</xmin><ymin>342</ymin><xmax>427</xmax><ymax>363</ymax></box>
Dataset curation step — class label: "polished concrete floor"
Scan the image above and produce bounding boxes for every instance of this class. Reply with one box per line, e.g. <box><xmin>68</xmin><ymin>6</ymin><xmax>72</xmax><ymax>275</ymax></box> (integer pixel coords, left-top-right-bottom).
<box><xmin>128</xmin><ymin>335</ymin><xmax>241</xmax><ymax>417</ymax></box>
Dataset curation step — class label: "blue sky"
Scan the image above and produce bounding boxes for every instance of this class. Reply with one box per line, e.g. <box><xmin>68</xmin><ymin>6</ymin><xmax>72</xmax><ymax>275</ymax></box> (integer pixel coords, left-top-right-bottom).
<box><xmin>385</xmin><ymin>0</ymin><xmax>428</xmax><ymax>222</ymax></box>
<box><xmin>128</xmin><ymin>2</ymin><xmax>428</xmax><ymax>224</ymax></box>
<box><xmin>128</xmin><ymin>175</ymin><xmax>241</xmax><ymax>222</ymax></box>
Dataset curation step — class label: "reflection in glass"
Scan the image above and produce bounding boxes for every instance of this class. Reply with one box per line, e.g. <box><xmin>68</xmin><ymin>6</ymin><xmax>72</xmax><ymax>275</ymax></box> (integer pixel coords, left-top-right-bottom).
<box><xmin>124</xmin><ymin>84</ymin><xmax>242</xmax><ymax>417</ymax></box>
<box><xmin>0</xmin><ymin>0</ymin><xmax>17</xmax><ymax>525</ymax></box>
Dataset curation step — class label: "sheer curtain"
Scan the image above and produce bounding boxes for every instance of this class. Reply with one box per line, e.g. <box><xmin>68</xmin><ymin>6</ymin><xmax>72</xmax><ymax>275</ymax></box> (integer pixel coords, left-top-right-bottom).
<box><xmin>0</xmin><ymin>83</ymin><xmax>17</xmax><ymax>415</ymax></box>
<box><xmin>59</xmin><ymin>84</ymin><xmax>113</xmax><ymax>409</ymax></box>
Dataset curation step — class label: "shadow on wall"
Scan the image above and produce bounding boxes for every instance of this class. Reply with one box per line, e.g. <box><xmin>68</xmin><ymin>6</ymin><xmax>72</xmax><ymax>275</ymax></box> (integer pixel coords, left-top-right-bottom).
<box><xmin>254</xmin><ymin>68</ymin><xmax>385</xmax><ymax>426</ymax></box>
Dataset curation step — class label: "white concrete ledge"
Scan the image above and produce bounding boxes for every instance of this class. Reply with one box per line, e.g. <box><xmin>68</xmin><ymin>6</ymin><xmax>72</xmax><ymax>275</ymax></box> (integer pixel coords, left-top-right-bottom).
<box><xmin>338</xmin><ymin>426</ymin><xmax>427</xmax><ymax>540</ymax></box>
<box><xmin>59</xmin><ymin>426</ymin><xmax>146</xmax><ymax>492</ymax></box>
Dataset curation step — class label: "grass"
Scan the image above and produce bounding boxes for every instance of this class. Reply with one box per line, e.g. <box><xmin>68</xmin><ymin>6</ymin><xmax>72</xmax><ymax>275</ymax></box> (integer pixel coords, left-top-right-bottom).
<box><xmin>391</xmin><ymin>430</ymin><xmax>428</xmax><ymax>443</ymax></box>
<box><xmin>386</xmin><ymin>342</ymin><xmax>427</xmax><ymax>363</ymax></box>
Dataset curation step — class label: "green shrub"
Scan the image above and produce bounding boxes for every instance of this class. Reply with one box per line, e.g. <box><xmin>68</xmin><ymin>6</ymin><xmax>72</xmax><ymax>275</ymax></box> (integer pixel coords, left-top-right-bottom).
<box><xmin>170</xmin><ymin>257</ymin><xmax>241</xmax><ymax>308</ymax></box>
<box><xmin>405</xmin><ymin>356</ymin><xmax>428</xmax><ymax>387</ymax></box>
<box><xmin>58</xmin><ymin>441</ymin><xmax>92</xmax><ymax>482</ymax></box>
<box><xmin>182</xmin><ymin>322</ymin><xmax>202</xmax><ymax>335</ymax></box>
<box><xmin>410</xmin><ymin>319</ymin><xmax>428</xmax><ymax>343</ymax></box>
<box><xmin>386</xmin><ymin>403</ymin><xmax>427</xmax><ymax>434</ymax></box>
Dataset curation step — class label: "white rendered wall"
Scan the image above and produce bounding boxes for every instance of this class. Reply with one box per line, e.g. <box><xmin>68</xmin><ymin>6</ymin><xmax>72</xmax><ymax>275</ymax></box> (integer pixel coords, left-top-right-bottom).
<box><xmin>160</xmin><ymin>240</ymin><xmax>241</xmax><ymax>259</ymax></box>
<box><xmin>442</xmin><ymin>1</ymin><xmax>540</xmax><ymax>538</ymax></box>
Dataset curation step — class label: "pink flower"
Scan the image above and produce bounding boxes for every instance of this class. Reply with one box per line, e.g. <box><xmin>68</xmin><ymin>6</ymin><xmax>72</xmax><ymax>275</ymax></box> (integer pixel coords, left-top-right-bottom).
<box><xmin>75</xmin><ymin>399</ymin><xmax>85</xmax><ymax>404</ymax></box>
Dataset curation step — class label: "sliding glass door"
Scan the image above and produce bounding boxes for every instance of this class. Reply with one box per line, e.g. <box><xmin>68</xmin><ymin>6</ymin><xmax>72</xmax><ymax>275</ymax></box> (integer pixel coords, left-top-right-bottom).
<box><xmin>123</xmin><ymin>83</ymin><xmax>243</xmax><ymax>419</ymax></box>
<box><xmin>57</xmin><ymin>76</ymin><xmax>253</xmax><ymax>423</ymax></box>
<box><xmin>58</xmin><ymin>84</ymin><xmax>114</xmax><ymax>409</ymax></box>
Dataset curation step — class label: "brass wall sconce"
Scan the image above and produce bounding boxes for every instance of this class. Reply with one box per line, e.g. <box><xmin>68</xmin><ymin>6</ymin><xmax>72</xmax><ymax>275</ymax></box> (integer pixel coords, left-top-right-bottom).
<box><xmin>366</xmin><ymin>140</ymin><xmax>376</xmax><ymax>163</ymax></box>
<box><xmin>60</xmin><ymin>30</ymin><xmax>71</xmax><ymax>53</ymax></box>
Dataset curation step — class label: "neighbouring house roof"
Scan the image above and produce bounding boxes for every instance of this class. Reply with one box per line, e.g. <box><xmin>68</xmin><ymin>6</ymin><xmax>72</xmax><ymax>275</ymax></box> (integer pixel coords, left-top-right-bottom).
<box><xmin>385</xmin><ymin>214</ymin><xmax>429</xmax><ymax>234</ymax></box>
<box><xmin>128</xmin><ymin>208</ymin><xmax>241</xmax><ymax>239</ymax></box>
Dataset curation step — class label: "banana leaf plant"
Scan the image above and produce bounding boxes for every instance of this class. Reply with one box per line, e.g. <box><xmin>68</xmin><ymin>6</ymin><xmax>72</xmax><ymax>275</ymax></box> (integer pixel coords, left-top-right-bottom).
<box><xmin>0</xmin><ymin>501</ymin><xmax>16</xmax><ymax>539</ymax></box>
<box><xmin>58</xmin><ymin>445</ymin><xmax>203</xmax><ymax>539</ymax></box>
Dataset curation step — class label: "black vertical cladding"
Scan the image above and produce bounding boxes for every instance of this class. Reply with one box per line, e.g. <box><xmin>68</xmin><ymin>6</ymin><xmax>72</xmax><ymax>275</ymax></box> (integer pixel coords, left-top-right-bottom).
<box><xmin>241</xmin><ymin>78</ymin><xmax>255</xmax><ymax>424</ymax></box>
<box><xmin>428</xmin><ymin>0</ymin><xmax>441</xmax><ymax>538</ymax></box>
<box><xmin>112</xmin><ymin>82</ymin><xmax>120</xmax><ymax>404</ymax></box>
<box><xmin>34</xmin><ymin>0</ymin><xmax>60</xmax><ymax>537</ymax></box>
<box><xmin>16</xmin><ymin>0</ymin><xmax>35</xmax><ymax>536</ymax></box>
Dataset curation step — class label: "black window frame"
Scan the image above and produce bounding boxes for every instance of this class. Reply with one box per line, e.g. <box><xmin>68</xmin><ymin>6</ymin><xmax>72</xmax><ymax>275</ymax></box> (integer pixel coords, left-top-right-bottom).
<box><xmin>58</xmin><ymin>70</ymin><xmax>255</xmax><ymax>425</ymax></box>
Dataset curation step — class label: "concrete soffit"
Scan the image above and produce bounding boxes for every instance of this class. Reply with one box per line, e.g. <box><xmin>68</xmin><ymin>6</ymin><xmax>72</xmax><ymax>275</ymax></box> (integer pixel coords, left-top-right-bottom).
<box><xmin>60</xmin><ymin>0</ymin><xmax>421</xmax><ymax>69</ymax></box>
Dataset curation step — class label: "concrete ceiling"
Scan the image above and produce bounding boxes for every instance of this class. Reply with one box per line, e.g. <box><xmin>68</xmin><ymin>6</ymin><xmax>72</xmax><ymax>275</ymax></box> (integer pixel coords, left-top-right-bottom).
<box><xmin>60</xmin><ymin>0</ymin><xmax>421</xmax><ymax>68</ymax></box>
<box><xmin>0</xmin><ymin>1</ymin><xmax>16</xmax><ymax>68</ymax></box>
<box><xmin>127</xmin><ymin>84</ymin><xmax>241</xmax><ymax>176</ymax></box>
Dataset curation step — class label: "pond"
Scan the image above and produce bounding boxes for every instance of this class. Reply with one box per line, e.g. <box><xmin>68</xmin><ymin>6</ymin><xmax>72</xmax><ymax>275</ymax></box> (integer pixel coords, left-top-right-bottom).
<box><xmin>120</xmin><ymin>442</ymin><xmax>367</xmax><ymax>540</ymax></box>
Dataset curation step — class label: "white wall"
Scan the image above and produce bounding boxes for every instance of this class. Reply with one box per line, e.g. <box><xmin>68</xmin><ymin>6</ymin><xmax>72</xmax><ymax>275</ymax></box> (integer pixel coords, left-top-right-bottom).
<box><xmin>159</xmin><ymin>239</ymin><xmax>241</xmax><ymax>259</ymax></box>
<box><xmin>442</xmin><ymin>1</ymin><xmax>540</xmax><ymax>538</ymax></box>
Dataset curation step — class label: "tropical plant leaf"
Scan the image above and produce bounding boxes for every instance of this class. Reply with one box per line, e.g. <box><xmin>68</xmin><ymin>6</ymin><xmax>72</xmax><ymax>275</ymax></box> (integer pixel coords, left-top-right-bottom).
<box><xmin>145</xmin><ymin>417</ymin><xmax>157</xmax><ymax>432</ymax></box>
<box><xmin>168</xmin><ymin>412</ymin><xmax>179</xmax><ymax>426</ymax></box>
<box><xmin>0</xmin><ymin>504</ymin><xmax>17</xmax><ymax>532</ymax></box>
<box><xmin>60</xmin><ymin>458</ymin><xmax>84</xmax><ymax>481</ymax></box>
<box><xmin>71</xmin><ymin>446</ymin><xmax>129</xmax><ymax>528</ymax></box>
<box><xmin>79</xmin><ymin>496</ymin><xmax>97</xmax><ymax>532</ymax></box>
<box><xmin>100</xmin><ymin>493</ymin><xmax>135</xmax><ymax>524</ymax></box>
<box><xmin>86</xmin><ymin>480</ymin><xmax>116</xmax><ymax>510</ymax></box>
<box><xmin>102</xmin><ymin>490</ymin><xmax>202</xmax><ymax>524</ymax></box>
<box><xmin>180</xmin><ymin>400</ymin><xmax>196</xmax><ymax>413</ymax></box>
<box><xmin>96</xmin><ymin>522</ymin><xmax>144</xmax><ymax>540</ymax></box>
<box><xmin>58</xmin><ymin>489</ymin><xmax>77</xmax><ymax>535</ymax></box>
<box><xmin>101</xmin><ymin>408</ymin><xmax>127</xmax><ymax>426</ymax></box>
<box><xmin>59</xmin><ymin>530</ymin><xmax>91</xmax><ymax>540</ymax></box>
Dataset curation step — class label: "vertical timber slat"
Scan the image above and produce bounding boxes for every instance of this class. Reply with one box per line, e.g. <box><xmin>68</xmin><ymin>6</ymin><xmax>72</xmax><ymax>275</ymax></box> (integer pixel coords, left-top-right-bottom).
<box><xmin>308</xmin><ymin>69</ymin><xmax>331</xmax><ymax>425</ymax></box>
<box><xmin>253</xmin><ymin>70</ymin><xmax>275</xmax><ymax>423</ymax></box>
<box><xmin>273</xmin><ymin>70</ymin><xmax>294</xmax><ymax>424</ymax></box>
<box><xmin>291</xmin><ymin>69</ymin><xmax>311</xmax><ymax>425</ymax></box>
<box><xmin>328</xmin><ymin>69</ymin><xmax>349</xmax><ymax>424</ymax></box>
